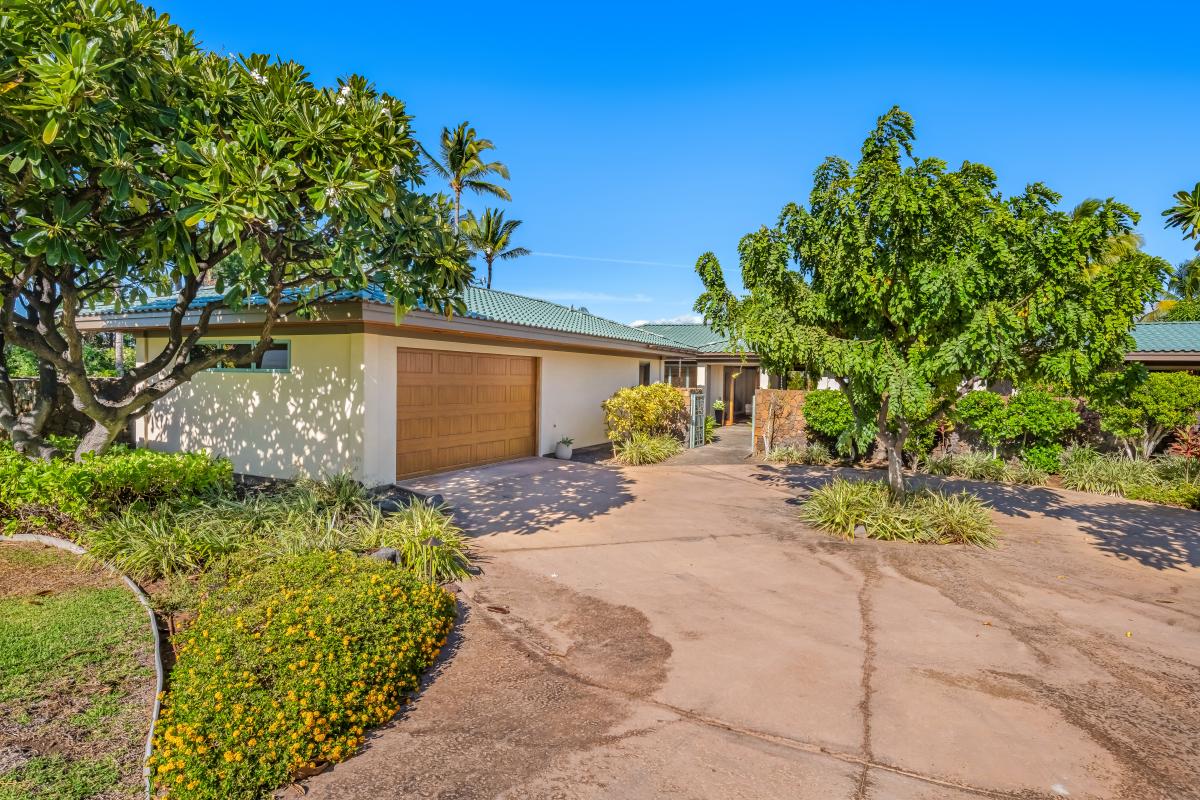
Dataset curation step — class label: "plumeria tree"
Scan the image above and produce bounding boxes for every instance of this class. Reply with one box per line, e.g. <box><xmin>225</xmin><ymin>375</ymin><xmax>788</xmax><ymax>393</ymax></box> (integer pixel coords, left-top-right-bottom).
<box><xmin>0</xmin><ymin>0</ymin><xmax>472</xmax><ymax>459</ymax></box>
<box><xmin>695</xmin><ymin>107</ymin><xmax>1165</xmax><ymax>491</ymax></box>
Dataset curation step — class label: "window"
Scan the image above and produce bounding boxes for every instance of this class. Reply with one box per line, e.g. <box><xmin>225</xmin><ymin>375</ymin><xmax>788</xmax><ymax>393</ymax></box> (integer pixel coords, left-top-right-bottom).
<box><xmin>638</xmin><ymin>362</ymin><xmax>651</xmax><ymax>386</ymax></box>
<box><xmin>191</xmin><ymin>340</ymin><xmax>291</xmax><ymax>372</ymax></box>
<box><xmin>664</xmin><ymin>363</ymin><xmax>697</xmax><ymax>388</ymax></box>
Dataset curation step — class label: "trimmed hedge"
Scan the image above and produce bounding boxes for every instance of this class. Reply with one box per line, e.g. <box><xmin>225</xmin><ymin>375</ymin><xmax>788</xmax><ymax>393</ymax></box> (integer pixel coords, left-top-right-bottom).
<box><xmin>0</xmin><ymin>441</ymin><xmax>231</xmax><ymax>533</ymax></box>
<box><xmin>601</xmin><ymin>383</ymin><xmax>687</xmax><ymax>443</ymax></box>
<box><xmin>149</xmin><ymin>552</ymin><xmax>456</xmax><ymax>799</ymax></box>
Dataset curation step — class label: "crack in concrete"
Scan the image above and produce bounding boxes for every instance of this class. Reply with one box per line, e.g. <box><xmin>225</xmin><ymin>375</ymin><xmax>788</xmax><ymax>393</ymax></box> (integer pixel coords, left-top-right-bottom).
<box><xmin>461</xmin><ymin>583</ymin><xmax>1042</xmax><ymax>800</ymax></box>
<box><xmin>852</xmin><ymin>553</ymin><xmax>879</xmax><ymax>800</ymax></box>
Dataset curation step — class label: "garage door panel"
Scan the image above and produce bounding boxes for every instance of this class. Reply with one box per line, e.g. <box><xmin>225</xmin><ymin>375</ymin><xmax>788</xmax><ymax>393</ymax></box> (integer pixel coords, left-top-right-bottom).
<box><xmin>398</xmin><ymin>450</ymin><xmax>434</xmax><ymax>477</ymax></box>
<box><xmin>397</xmin><ymin>385</ymin><xmax>434</xmax><ymax>407</ymax></box>
<box><xmin>438</xmin><ymin>414</ymin><xmax>473</xmax><ymax>436</ymax></box>
<box><xmin>438</xmin><ymin>385</ymin><xmax>473</xmax><ymax>405</ymax></box>
<box><xmin>397</xmin><ymin>347</ymin><xmax>537</xmax><ymax>480</ymax></box>
<box><xmin>398</xmin><ymin>417</ymin><xmax>434</xmax><ymax>441</ymax></box>
<box><xmin>437</xmin><ymin>353</ymin><xmax>474</xmax><ymax>374</ymax></box>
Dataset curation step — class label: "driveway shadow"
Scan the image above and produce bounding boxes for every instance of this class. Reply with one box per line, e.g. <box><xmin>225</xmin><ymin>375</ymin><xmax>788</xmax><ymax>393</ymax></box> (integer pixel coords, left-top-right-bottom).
<box><xmin>749</xmin><ymin>464</ymin><xmax>1200</xmax><ymax>572</ymax></box>
<box><xmin>402</xmin><ymin>459</ymin><xmax>637</xmax><ymax>538</ymax></box>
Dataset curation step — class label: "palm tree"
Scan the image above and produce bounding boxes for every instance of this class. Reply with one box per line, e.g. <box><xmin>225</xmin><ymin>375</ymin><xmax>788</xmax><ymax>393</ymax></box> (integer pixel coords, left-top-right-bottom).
<box><xmin>463</xmin><ymin>209</ymin><xmax>530</xmax><ymax>289</ymax></box>
<box><xmin>1169</xmin><ymin>255</ymin><xmax>1200</xmax><ymax>300</ymax></box>
<box><xmin>423</xmin><ymin>122</ymin><xmax>511</xmax><ymax>231</ymax></box>
<box><xmin>1071</xmin><ymin>198</ymin><xmax>1143</xmax><ymax>277</ymax></box>
<box><xmin>1164</xmin><ymin>182</ymin><xmax>1200</xmax><ymax>251</ymax></box>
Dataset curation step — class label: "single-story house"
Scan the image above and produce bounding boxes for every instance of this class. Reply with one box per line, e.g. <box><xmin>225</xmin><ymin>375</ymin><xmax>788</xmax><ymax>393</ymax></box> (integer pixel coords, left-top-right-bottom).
<box><xmin>1127</xmin><ymin>322</ymin><xmax>1200</xmax><ymax>371</ymax></box>
<box><xmin>635</xmin><ymin>323</ymin><xmax>775</xmax><ymax>421</ymax></box>
<box><xmin>80</xmin><ymin>288</ymin><xmax>761</xmax><ymax>485</ymax></box>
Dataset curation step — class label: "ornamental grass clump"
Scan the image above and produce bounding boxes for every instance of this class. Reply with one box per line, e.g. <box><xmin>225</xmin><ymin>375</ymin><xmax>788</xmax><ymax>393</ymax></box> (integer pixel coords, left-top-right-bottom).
<box><xmin>801</xmin><ymin>478</ymin><xmax>998</xmax><ymax>547</ymax></box>
<box><xmin>768</xmin><ymin>442</ymin><xmax>832</xmax><ymax>465</ymax></box>
<box><xmin>612</xmin><ymin>432</ymin><xmax>682</xmax><ymax>465</ymax></box>
<box><xmin>149</xmin><ymin>551</ymin><xmax>456</xmax><ymax>800</ymax></box>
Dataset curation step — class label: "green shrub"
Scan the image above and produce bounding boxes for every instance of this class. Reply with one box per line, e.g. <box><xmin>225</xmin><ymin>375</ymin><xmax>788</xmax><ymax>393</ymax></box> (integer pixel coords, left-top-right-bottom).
<box><xmin>1005</xmin><ymin>460</ymin><xmax>1048</xmax><ymax>486</ymax></box>
<box><xmin>768</xmin><ymin>442</ymin><xmax>832</xmax><ymax>465</ymax></box>
<box><xmin>952</xmin><ymin>451</ymin><xmax>1009</xmax><ymax>482</ymax></box>
<box><xmin>1061</xmin><ymin>454</ymin><xmax>1161</xmax><ymax>495</ymax></box>
<box><xmin>800</xmin><ymin>478</ymin><xmax>998</xmax><ymax>547</ymax></box>
<box><xmin>149</xmin><ymin>552</ymin><xmax>457</xmax><ymax>800</ymax></box>
<box><xmin>910</xmin><ymin>491</ymin><xmax>999</xmax><ymax>546</ymax></box>
<box><xmin>1020</xmin><ymin>443</ymin><xmax>1063</xmax><ymax>474</ymax></box>
<box><xmin>1005</xmin><ymin>388</ymin><xmax>1079</xmax><ymax>447</ymax></box>
<box><xmin>799</xmin><ymin>478</ymin><xmax>890</xmax><ymax>537</ymax></box>
<box><xmin>613</xmin><ymin>433</ymin><xmax>682</xmax><ymax>465</ymax></box>
<box><xmin>802</xmin><ymin>390</ymin><xmax>854</xmax><ymax>444</ymax></box>
<box><xmin>1124</xmin><ymin>482</ymin><xmax>1200</xmax><ymax>509</ymax></box>
<box><xmin>954</xmin><ymin>391</ymin><xmax>1008</xmax><ymax>454</ymax></box>
<box><xmin>82</xmin><ymin>475</ymin><xmax>473</xmax><ymax>583</ymax></box>
<box><xmin>0</xmin><ymin>441</ymin><xmax>232</xmax><ymax>533</ymax></box>
<box><xmin>703</xmin><ymin>415</ymin><xmax>717</xmax><ymax>444</ymax></box>
<box><xmin>601</xmin><ymin>383</ymin><xmax>687</xmax><ymax>443</ymax></box>
<box><xmin>922</xmin><ymin>453</ymin><xmax>956</xmax><ymax>476</ymax></box>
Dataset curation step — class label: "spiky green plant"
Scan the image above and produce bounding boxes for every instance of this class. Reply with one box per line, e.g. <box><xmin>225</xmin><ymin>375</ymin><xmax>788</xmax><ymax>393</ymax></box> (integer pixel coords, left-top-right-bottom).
<box><xmin>613</xmin><ymin>433</ymin><xmax>682</xmax><ymax>465</ymax></box>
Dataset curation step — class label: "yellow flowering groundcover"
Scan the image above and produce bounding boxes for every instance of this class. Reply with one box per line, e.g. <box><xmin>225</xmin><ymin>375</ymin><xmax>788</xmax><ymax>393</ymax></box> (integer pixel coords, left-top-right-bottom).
<box><xmin>149</xmin><ymin>551</ymin><xmax>456</xmax><ymax>799</ymax></box>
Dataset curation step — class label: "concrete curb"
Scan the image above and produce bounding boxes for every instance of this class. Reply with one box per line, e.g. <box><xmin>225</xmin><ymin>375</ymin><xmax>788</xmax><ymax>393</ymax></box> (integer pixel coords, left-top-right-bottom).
<box><xmin>0</xmin><ymin>534</ymin><xmax>164</xmax><ymax>800</ymax></box>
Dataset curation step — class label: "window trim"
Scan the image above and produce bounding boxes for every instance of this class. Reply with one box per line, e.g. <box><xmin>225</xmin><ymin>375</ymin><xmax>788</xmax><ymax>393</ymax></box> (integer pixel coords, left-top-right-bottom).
<box><xmin>195</xmin><ymin>338</ymin><xmax>292</xmax><ymax>373</ymax></box>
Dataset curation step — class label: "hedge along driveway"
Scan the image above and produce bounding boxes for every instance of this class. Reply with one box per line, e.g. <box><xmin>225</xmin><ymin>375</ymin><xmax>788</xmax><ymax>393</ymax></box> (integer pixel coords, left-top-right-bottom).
<box><xmin>0</xmin><ymin>542</ymin><xmax>157</xmax><ymax>800</ymax></box>
<box><xmin>304</xmin><ymin>457</ymin><xmax>1200</xmax><ymax>799</ymax></box>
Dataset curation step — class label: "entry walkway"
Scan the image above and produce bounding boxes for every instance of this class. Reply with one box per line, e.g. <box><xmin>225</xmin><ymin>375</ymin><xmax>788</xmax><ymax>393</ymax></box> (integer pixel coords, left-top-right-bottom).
<box><xmin>666</xmin><ymin>420</ymin><xmax>755</xmax><ymax>465</ymax></box>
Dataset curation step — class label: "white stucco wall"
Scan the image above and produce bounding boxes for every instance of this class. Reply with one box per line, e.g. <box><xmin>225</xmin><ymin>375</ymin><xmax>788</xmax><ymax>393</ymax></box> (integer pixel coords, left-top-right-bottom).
<box><xmin>361</xmin><ymin>333</ymin><xmax>661</xmax><ymax>485</ymax></box>
<box><xmin>136</xmin><ymin>331</ymin><xmax>664</xmax><ymax>487</ymax></box>
<box><xmin>135</xmin><ymin>332</ymin><xmax>367</xmax><ymax>481</ymax></box>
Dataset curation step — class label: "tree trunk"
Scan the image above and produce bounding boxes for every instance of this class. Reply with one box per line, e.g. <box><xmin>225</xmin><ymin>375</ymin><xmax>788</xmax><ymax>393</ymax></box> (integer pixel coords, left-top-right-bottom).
<box><xmin>74</xmin><ymin>418</ymin><xmax>124</xmax><ymax>462</ymax></box>
<box><xmin>486</xmin><ymin>256</ymin><xmax>493</xmax><ymax>289</ymax></box>
<box><xmin>876</xmin><ymin>398</ymin><xmax>909</xmax><ymax>493</ymax></box>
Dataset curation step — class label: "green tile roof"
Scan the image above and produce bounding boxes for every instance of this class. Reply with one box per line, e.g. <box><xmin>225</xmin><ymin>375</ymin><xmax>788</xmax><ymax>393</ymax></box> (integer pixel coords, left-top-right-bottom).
<box><xmin>1131</xmin><ymin>322</ymin><xmax>1200</xmax><ymax>353</ymax></box>
<box><xmin>449</xmin><ymin>287</ymin><xmax>689</xmax><ymax>348</ymax></box>
<box><xmin>636</xmin><ymin>323</ymin><xmax>740</xmax><ymax>353</ymax></box>
<box><xmin>92</xmin><ymin>285</ymin><xmax>692</xmax><ymax>351</ymax></box>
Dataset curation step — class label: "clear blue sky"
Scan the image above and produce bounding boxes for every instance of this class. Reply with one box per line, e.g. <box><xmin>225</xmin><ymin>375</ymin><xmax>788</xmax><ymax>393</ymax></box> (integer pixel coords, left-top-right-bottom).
<box><xmin>167</xmin><ymin>0</ymin><xmax>1199</xmax><ymax>325</ymax></box>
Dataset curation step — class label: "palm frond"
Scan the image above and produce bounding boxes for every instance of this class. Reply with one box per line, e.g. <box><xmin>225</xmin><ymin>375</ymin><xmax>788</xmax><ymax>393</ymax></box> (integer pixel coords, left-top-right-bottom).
<box><xmin>499</xmin><ymin>246</ymin><xmax>531</xmax><ymax>261</ymax></box>
<box><xmin>462</xmin><ymin>180</ymin><xmax>512</xmax><ymax>201</ymax></box>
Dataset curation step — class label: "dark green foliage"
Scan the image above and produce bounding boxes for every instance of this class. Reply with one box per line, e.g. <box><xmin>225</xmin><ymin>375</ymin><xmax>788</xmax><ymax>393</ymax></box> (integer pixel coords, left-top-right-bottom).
<box><xmin>0</xmin><ymin>440</ymin><xmax>232</xmax><ymax>532</ymax></box>
<box><xmin>695</xmin><ymin>107</ymin><xmax>1166</xmax><ymax>491</ymax></box>
<box><xmin>954</xmin><ymin>392</ymin><xmax>1008</xmax><ymax>453</ymax></box>
<box><xmin>1021</xmin><ymin>444</ymin><xmax>1063</xmax><ymax>474</ymax></box>
<box><xmin>1091</xmin><ymin>370</ymin><xmax>1200</xmax><ymax>457</ymax></box>
<box><xmin>1006</xmin><ymin>389</ymin><xmax>1079</xmax><ymax>447</ymax></box>
<box><xmin>803</xmin><ymin>389</ymin><xmax>854</xmax><ymax>444</ymax></box>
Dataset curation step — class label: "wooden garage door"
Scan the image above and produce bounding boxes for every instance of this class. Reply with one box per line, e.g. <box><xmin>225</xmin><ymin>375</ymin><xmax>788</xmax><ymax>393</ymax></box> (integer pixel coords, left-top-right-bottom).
<box><xmin>396</xmin><ymin>347</ymin><xmax>537</xmax><ymax>480</ymax></box>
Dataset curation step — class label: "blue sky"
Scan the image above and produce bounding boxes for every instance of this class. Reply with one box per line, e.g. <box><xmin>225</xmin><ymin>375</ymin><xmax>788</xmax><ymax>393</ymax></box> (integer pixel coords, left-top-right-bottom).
<box><xmin>167</xmin><ymin>0</ymin><xmax>1200</xmax><ymax>325</ymax></box>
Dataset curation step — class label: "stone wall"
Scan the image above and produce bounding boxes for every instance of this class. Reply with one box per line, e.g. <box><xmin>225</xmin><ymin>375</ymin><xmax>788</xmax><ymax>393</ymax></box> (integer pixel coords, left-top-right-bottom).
<box><xmin>753</xmin><ymin>389</ymin><xmax>808</xmax><ymax>453</ymax></box>
<box><xmin>4</xmin><ymin>378</ymin><xmax>131</xmax><ymax>443</ymax></box>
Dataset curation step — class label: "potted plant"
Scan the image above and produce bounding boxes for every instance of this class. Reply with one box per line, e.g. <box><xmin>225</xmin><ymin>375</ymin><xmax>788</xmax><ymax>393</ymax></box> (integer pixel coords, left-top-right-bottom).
<box><xmin>555</xmin><ymin>436</ymin><xmax>575</xmax><ymax>460</ymax></box>
<box><xmin>712</xmin><ymin>400</ymin><xmax>726</xmax><ymax>426</ymax></box>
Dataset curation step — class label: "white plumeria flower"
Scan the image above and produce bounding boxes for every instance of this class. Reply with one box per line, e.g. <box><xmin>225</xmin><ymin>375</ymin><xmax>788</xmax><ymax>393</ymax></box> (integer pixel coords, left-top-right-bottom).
<box><xmin>339</xmin><ymin>85</ymin><xmax>351</xmax><ymax>96</ymax></box>
<box><xmin>382</xmin><ymin>206</ymin><xmax>392</xmax><ymax>220</ymax></box>
<box><xmin>389</xmin><ymin>164</ymin><xmax>404</xmax><ymax>179</ymax></box>
<box><xmin>151</xmin><ymin>143</ymin><xmax>167</xmax><ymax>157</ymax></box>
<box><xmin>324</xmin><ymin>187</ymin><xmax>340</xmax><ymax>208</ymax></box>
<box><xmin>380</xmin><ymin>107</ymin><xmax>392</xmax><ymax>118</ymax></box>
<box><xmin>267</xmin><ymin>219</ymin><xmax>279</xmax><ymax>232</ymax></box>
<box><xmin>249</xmin><ymin>69</ymin><xmax>266</xmax><ymax>85</ymax></box>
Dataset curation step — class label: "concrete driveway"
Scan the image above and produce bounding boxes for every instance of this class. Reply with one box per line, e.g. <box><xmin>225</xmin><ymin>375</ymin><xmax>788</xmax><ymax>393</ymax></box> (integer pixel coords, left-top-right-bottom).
<box><xmin>306</xmin><ymin>458</ymin><xmax>1200</xmax><ymax>800</ymax></box>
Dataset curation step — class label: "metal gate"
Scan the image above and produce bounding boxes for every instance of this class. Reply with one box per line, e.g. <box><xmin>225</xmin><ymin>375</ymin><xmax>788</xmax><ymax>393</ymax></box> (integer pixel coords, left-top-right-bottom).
<box><xmin>687</xmin><ymin>390</ymin><xmax>706</xmax><ymax>448</ymax></box>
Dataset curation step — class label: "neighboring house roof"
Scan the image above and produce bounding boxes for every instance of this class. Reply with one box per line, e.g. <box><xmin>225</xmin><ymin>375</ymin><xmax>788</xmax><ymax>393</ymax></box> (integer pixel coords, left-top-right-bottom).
<box><xmin>85</xmin><ymin>285</ymin><xmax>688</xmax><ymax>351</ymax></box>
<box><xmin>1130</xmin><ymin>322</ymin><xmax>1200</xmax><ymax>354</ymax></box>
<box><xmin>636</xmin><ymin>323</ymin><xmax>741</xmax><ymax>354</ymax></box>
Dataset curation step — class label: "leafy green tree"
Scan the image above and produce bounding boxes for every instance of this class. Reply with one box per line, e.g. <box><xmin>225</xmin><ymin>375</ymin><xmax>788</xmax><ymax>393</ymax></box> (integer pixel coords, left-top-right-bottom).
<box><xmin>423</xmin><ymin>122</ymin><xmax>511</xmax><ymax>232</ymax></box>
<box><xmin>463</xmin><ymin>208</ymin><xmax>530</xmax><ymax>289</ymax></box>
<box><xmin>1145</xmin><ymin>255</ymin><xmax>1200</xmax><ymax>321</ymax></box>
<box><xmin>1164</xmin><ymin>182</ymin><xmax>1200</xmax><ymax>251</ymax></box>
<box><xmin>695</xmin><ymin>107</ymin><xmax>1164</xmax><ymax>491</ymax></box>
<box><xmin>0</xmin><ymin>0</ymin><xmax>471</xmax><ymax>459</ymax></box>
<box><xmin>1093</xmin><ymin>370</ymin><xmax>1200</xmax><ymax>458</ymax></box>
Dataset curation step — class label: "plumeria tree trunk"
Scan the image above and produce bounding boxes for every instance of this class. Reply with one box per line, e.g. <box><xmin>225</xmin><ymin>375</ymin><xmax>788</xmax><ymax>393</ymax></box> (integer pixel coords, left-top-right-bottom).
<box><xmin>0</xmin><ymin>333</ymin><xmax>59</xmax><ymax>460</ymax></box>
<box><xmin>877</xmin><ymin>397</ymin><xmax>909</xmax><ymax>494</ymax></box>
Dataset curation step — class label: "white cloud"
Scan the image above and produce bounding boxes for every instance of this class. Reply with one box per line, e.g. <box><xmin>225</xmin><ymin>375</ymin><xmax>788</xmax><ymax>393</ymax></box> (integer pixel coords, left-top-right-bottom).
<box><xmin>630</xmin><ymin>314</ymin><xmax>703</xmax><ymax>326</ymax></box>
<box><xmin>526</xmin><ymin>290</ymin><xmax>653</xmax><ymax>304</ymax></box>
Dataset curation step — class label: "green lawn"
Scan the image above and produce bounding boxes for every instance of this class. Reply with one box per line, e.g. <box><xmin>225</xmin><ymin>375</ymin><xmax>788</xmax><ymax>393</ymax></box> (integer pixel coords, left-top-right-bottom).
<box><xmin>0</xmin><ymin>545</ymin><xmax>154</xmax><ymax>800</ymax></box>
